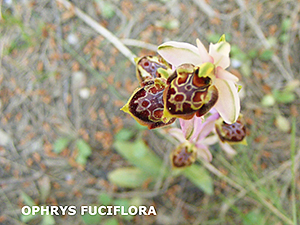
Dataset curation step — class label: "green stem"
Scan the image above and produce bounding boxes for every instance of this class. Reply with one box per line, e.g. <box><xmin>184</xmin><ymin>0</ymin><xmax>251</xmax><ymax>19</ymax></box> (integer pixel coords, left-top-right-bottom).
<box><xmin>291</xmin><ymin>116</ymin><xmax>297</xmax><ymax>225</ymax></box>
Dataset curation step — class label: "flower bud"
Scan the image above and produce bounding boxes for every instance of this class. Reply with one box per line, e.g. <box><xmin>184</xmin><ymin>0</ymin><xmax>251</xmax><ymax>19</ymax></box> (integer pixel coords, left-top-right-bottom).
<box><xmin>215</xmin><ymin>115</ymin><xmax>246</xmax><ymax>143</ymax></box>
<box><xmin>171</xmin><ymin>143</ymin><xmax>197</xmax><ymax>168</ymax></box>
<box><xmin>135</xmin><ymin>55</ymin><xmax>171</xmax><ymax>84</ymax></box>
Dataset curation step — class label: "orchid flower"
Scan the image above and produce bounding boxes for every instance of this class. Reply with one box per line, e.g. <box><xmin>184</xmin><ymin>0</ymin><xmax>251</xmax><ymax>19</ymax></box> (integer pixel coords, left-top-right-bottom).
<box><xmin>121</xmin><ymin>56</ymin><xmax>176</xmax><ymax>129</ymax></box>
<box><xmin>169</xmin><ymin>112</ymin><xmax>220</xmax><ymax>164</ymax></box>
<box><xmin>215</xmin><ymin>114</ymin><xmax>247</xmax><ymax>145</ymax></box>
<box><xmin>158</xmin><ymin>35</ymin><xmax>240</xmax><ymax>124</ymax></box>
<box><xmin>169</xmin><ymin>111</ymin><xmax>247</xmax><ymax>166</ymax></box>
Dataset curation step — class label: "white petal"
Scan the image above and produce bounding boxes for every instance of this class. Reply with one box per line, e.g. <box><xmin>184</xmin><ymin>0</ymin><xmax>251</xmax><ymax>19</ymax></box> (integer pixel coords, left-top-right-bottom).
<box><xmin>216</xmin><ymin>67</ymin><xmax>239</xmax><ymax>82</ymax></box>
<box><xmin>219</xmin><ymin>142</ymin><xmax>237</xmax><ymax>157</ymax></box>
<box><xmin>195</xmin><ymin>143</ymin><xmax>213</xmax><ymax>162</ymax></box>
<box><xmin>196</xmin><ymin>39</ymin><xmax>213</xmax><ymax>64</ymax></box>
<box><xmin>158</xmin><ymin>41</ymin><xmax>202</xmax><ymax>67</ymax></box>
<box><xmin>202</xmin><ymin>135</ymin><xmax>219</xmax><ymax>146</ymax></box>
<box><xmin>193</xmin><ymin>115</ymin><xmax>217</xmax><ymax>142</ymax></box>
<box><xmin>209</xmin><ymin>42</ymin><xmax>230</xmax><ymax>69</ymax></box>
<box><xmin>168</xmin><ymin>128</ymin><xmax>186</xmax><ymax>143</ymax></box>
<box><xmin>214</xmin><ymin>78</ymin><xmax>240</xmax><ymax>124</ymax></box>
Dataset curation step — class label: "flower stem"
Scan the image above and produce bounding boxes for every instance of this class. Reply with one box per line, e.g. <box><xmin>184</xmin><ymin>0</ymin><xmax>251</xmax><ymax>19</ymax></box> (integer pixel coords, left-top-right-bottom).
<box><xmin>291</xmin><ymin>116</ymin><xmax>297</xmax><ymax>225</ymax></box>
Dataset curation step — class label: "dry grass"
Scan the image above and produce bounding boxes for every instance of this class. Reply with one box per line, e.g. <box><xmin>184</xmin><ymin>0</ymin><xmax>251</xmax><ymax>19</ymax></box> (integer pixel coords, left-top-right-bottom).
<box><xmin>0</xmin><ymin>0</ymin><xmax>299</xmax><ymax>224</ymax></box>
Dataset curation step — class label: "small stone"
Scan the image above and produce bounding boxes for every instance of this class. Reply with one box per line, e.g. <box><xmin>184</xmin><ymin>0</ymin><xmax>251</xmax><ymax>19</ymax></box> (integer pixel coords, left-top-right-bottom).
<box><xmin>67</xmin><ymin>33</ymin><xmax>79</xmax><ymax>45</ymax></box>
<box><xmin>79</xmin><ymin>88</ymin><xmax>90</xmax><ymax>99</ymax></box>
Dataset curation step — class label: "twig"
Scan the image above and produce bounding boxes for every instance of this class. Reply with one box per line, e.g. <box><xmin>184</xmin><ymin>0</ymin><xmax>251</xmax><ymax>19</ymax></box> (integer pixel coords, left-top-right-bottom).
<box><xmin>190</xmin><ymin>0</ymin><xmax>216</xmax><ymax>18</ymax></box>
<box><xmin>56</xmin><ymin>0</ymin><xmax>136</xmax><ymax>65</ymax></box>
<box><xmin>121</xmin><ymin>39</ymin><xmax>157</xmax><ymax>52</ymax></box>
<box><xmin>201</xmin><ymin>159</ymin><xmax>245</xmax><ymax>191</ymax></box>
<box><xmin>0</xmin><ymin>171</ymin><xmax>43</xmax><ymax>186</ymax></box>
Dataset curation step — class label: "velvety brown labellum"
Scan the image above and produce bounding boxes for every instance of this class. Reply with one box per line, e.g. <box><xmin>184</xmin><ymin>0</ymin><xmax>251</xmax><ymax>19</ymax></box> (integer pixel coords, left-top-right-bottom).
<box><xmin>136</xmin><ymin>56</ymin><xmax>171</xmax><ymax>83</ymax></box>
<box><xmin>128</xmin><ymin>80</ymin><xmax>176</xmax><ymax>129</ymax></box>
<box><xmin>171</xmin><ymin>143</ymin><xmax>197</xmax><ymax>168</ymax></box>
<box><xmin>163</xmin><ymin>64</ymin><xmax>212</xmax><ymax>119</ymax></box>
<box><xmin>216</xmin><ymin>117</ymin><xmax>246</xmax><ymax>142</ymax></box>
<box><xmin>196</xmin><ymin>85</ymin><xmax>219</xmax><ymax>117</ymax></box>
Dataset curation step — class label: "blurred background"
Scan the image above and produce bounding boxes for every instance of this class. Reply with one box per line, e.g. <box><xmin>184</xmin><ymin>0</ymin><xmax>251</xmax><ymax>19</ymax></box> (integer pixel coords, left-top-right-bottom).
<box><xmin>0</xmin><ymin>0</ymin><xmax>299</xmax><ymax>224</ymax></box>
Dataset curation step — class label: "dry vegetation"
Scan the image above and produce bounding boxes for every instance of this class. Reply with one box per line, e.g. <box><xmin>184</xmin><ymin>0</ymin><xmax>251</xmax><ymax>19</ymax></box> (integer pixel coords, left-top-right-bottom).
<box><xmin>0</xmin><ymin>0</ymin><xmax>299</xmax><ymax>224</ymax></box>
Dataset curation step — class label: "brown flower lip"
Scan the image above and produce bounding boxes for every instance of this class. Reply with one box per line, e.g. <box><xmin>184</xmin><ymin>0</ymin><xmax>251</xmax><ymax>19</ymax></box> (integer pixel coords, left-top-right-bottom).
<box><xmin>171</xmin><ymin>143</ymin><xmax>197</xmax><ymax>168</ymax></box>
<box><xmin>216</xmin><ymin>117</ymin><xmax>246</xmax><ymax>143</ymax></box>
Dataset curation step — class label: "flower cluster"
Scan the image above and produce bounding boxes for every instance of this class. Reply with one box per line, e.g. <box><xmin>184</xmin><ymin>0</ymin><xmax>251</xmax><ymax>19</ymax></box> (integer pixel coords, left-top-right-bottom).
<box><xmin>121</xmin><ymin>35</ymin><xmax>246</xmax><ymax>167</ymax></box>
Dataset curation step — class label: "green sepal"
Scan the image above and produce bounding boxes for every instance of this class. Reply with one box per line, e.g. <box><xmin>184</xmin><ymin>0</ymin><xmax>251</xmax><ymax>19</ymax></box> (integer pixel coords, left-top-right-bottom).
<box><xmin>197</xmin><ymin>62</ymin><xmax>215</xmax><ymax>78</ymax></box>
<box><xmin>237</xmin><ymin>84</ymin><xmax>243</xmax><ymax>92</ymax></box>
<box><xmin>218</xmin><ymin>34</ymin><xmax>226</xmax><ymax>43</ymax></box>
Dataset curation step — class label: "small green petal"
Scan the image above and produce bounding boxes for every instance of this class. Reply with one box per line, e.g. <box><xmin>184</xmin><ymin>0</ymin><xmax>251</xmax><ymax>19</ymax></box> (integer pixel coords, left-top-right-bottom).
<box><xmin>218</xmin><ymin>34</ymin><xmax>226</xmax><ymax>43</ymax></box>
<box><xmin>198</xmin><ymin>62</ymin><xmax>215</xmax><ymax>78</ymax></box>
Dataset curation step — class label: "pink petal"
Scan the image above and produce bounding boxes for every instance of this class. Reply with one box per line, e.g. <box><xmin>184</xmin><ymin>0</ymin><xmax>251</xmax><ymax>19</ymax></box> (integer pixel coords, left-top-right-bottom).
<box><xmin>192</xmin><ymin>113</ymin><xmax>219</xmax><ymax>142</ymax></box>
<box><xmin>158</xmin><ymin>41</ymin><xmax>202</xmax><ymax>67</ymax></box>
<box><xmin>196</xmin><ymin>39</ymin><xmax>213</xmax><ymax>64</ymax></box>
<box><xmin>189</xmin><ymin>116</ymin><xmax>204</xmax><ymax>141</ymax></box>
<box><xmin>209</xmin><ymin>42</ymin><xmax>230</xmax><ymax>69</ymax></box>
<box><xmin>179</xmin><ymin>118</ymin><xmax>195</xmax><ymax>140</ymax></box>
<box><xmin>168</xmin><ymin>128</ymin><xmax>186</xmax><ymax>143</ymax></box>
<box><xmin>216</xmin><ymin>67</ymin><xmax>239</xmax><ymax>82</ymax></box>
<box><xmin>195</xmin><ymin>143</ymin><xmax>212</xmax><ymax>162</ymax></box>
<box><xmin>214</xmin><ymin>78</ymin><xmax>240</xmax><ymax>124</ymax></box>
<box><xmin>202</xmin><ymin>135</ymin><xmax>219</xmax><ymax>146</ymax></box>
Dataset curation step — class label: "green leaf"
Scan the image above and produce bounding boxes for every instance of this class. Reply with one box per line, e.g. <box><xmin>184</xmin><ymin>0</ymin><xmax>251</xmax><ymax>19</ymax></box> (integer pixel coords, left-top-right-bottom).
<box><xmin>129</xmin><ymin>196</ymin><xmax>143</xmax><ymax>206</ymax></box>
<box><xmin>108</xmin><ymin>167</ymin><xmax>150</xmax><ymax>188</ymax></box>
<box><xmin>279</xmin><ymin>33</ymin><xmax>290</xmax><ymax>43</ymax></box>
<box><xmin>21</xmin><ymin>214</ymin><xmax>37</xmax><ymax>223</ymax></box>
<box><xmin>76</xmin><ymin>139</ymin><xmax>92</xmax><ymax>156</ymax></box>
<box><xmin>82</xmin><ymin>213</ymin><xmax>102</xmax><ymax>225</ymax></box>
<box><xmin>281</xmin><ymin>18</ymin><xmax>292</xmax><ymax>32</ymax></box>
<box><xmin>231</xmin><ymin>45</ymin><xmax>248</xmax><ymax>62</ymax></box>
<box><xmin>259</xmin><ymin>49</ymin><xmax>273</xmax><ymax>61</ymax></box>
<box><xmin>113</xmin><ymin>140</ymin><xmax>169</xmax><ymax>177</ymax></box>
<box><xmin>98</xmin><ymin>193</ymin><xmax>113</xmax><ymax>205</ymax></box>
<box><xmin>96</xmin><ymin>0</ymin><xmax>115</xmax><ymax>19</ymax></box>
<box><xmin>273</xmin><ymin>89</ymin><xmax>295</xmax><ymax>103</ymax></box>
<box><xmin>261</xmin><ymin>94</ymin><xmax>276</xmax><ymax>107</ymax></box>
<box><xmin>41</xmin><ymin>214</ymin><xmax>55</xmax><ymax>225</ymax></box>
<box><xmin>240</xmin><ymin>60</ymin><xmax>252</xmax><ymax>77</ymax></box>
<box><xmin>53</xmin><ymin>137</ymin><xmax>71</xmax><ymax>154</ymax></box>
<box><xmin>183</xmin><ymin>164</ymin><xmax>213</xmax><ymax>195</ymax></box>
<box><xmin>248</xmin><ymin>49</ymin><xmax>258</xmax><ymax>59</ymax></box>
<box><xmin>115</xmin><ymin>129</ymin><xmax>134</xmax><ymax>141</ymax></box>
<box><xmin>104</xmin><ymin>218</ymin><xmax>119</xmax><ymax>225</ymax></box>
<box><xmin>243</xmin><ymin>210</ymin><xmax>265</xmax><ymax>225</ymax></box>
<box><xmin>76</xmin><ymin>155</ymin><xmax>88</xmax><ymax>165</ymax></box>
<box><xmin>113</xmin><ymin>198</ymin><xmax>134</xmax><ymax>221</ymax></box>
<box><xmin>21</xmin><ymin>192</ymin><xmax>36</xmax><ymax>207</ymax></box>
<box><xmin>113</xmin><ymin>198</ymin><xmax>130</xmax><ymax>208</ymax></box>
